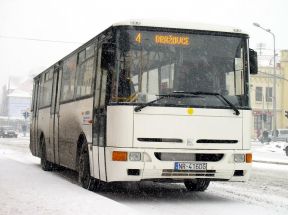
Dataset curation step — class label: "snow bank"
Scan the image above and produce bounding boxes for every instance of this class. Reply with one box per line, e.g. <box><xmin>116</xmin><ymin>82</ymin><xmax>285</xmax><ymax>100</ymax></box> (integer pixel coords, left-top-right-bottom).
<box><xmin>252</xmin><ymin>141</ymin><xmax>288</xmax><ymax>165</ymax></box>
<box><xmin>0</xmin><ymin>141</ymin><xmax>139</xmax><ymax>215</ymax></box>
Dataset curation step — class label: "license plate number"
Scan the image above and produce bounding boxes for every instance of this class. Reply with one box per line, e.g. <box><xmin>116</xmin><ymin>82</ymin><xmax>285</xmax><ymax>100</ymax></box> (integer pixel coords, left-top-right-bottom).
<box><xmin>175</xmin><ymin>162</ymin><xmax>207</xmax><ymax>170</ymax></box>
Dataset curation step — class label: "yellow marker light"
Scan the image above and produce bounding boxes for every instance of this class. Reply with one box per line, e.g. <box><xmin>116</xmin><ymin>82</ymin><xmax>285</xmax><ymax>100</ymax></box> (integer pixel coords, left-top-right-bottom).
<box><xmin>112</xmin><ymin>151</ymin><xmax>127</xmax><ymax>161</ymax></box>
<box><xmin>187</xmin><ymin>108</ymin><xmax>194</xmax><ymax>115</ymax></box>
<box><xmin>246</xmin><ymin>153</ymin><xmax>253</xmax><ymax>163</ymax></box>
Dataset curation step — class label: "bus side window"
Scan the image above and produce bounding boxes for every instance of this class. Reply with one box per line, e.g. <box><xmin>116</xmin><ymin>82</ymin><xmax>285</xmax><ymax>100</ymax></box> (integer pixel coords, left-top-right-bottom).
<box><xmin>61</xmin><ymin>54</ymin><xmax>77</xmax><ymax>102</ymax></box>
<box><xmin>32</xmin><ymin>79</ymin><xmax>40</xmax><ymax>117</ymax></box>
<box><xmin>94</xmin><ymin>47</ymin><xmax>102</xmax><ymax>108</ymax></box>
<box><xmin>76</xmin><ymin>47</ymin><xmax>95</xmax><ymax>98</ymax></box>
<box><xmin>40</xmin><ymin>69</ymin><xmax>53</xmax><ymax>107</ymax></box>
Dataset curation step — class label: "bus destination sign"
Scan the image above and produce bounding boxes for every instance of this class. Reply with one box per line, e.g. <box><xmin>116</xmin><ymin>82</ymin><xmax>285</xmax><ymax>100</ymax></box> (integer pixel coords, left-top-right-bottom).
<box><xmin>155</xmin><ymin>34</ymin><xmax>189</xmax><ymax>46</ymax></box>
<box><xmin>135</xmin><ymin>32</ymin><xmax>190</xmax><ymax>46</ymax></box>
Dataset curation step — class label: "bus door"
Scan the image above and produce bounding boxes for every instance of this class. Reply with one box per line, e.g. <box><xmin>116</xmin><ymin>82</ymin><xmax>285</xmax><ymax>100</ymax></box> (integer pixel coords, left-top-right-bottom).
<box><xmin>31</xmin><ymin>78</ymin><xmax>41</xmax><ymax>156</ymax></box>
<box><xmin>93</xmin><ymin>43</ymin><xmax>110</xmax><ymax>181</ymax></box>
<box><xmin>49</xmin><ymin>66</ymin><xmax>62</xmax><ymax>164</ymax></box>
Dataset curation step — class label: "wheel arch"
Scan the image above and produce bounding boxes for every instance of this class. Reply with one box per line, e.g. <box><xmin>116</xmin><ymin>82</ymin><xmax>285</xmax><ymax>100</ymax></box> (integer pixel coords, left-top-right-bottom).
<box><xmin>76</xmin><ymin>132</ymin><xmax>88</xmax><ymax>171</ymax></box>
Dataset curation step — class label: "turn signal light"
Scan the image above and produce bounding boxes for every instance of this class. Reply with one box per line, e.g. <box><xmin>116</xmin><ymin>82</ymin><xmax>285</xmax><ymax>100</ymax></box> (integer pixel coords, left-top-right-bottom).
<box><xmin>112</xmin><ymin>151</ymin><xmax>127</xmax><ymax>161</ymax></box>
<box><xmin>246</xmin><ymin>153</ymin><xmax>252</xmax><ymax>163</ymax></box>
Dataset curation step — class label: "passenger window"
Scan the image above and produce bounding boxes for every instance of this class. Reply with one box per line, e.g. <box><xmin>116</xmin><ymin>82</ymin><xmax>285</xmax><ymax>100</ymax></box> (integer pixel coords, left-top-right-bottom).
<box><xmin>94</xmin><ymin>47</ymin><xmax>102</xmax><ymax>108</ymax></box>
<box><xmin>76</xmin><ymin>57</ymin><xmax>94</xmax><ymax>97</ymax></box>
<box><xmin>40</xmin><ymin>69</ymin><xmax>53</xmax><ymax>107</ymax></box>
<box><xmin>61</xmin><ymin>55</ymin><xmax>77</xmax><ymax>101</ymax></box>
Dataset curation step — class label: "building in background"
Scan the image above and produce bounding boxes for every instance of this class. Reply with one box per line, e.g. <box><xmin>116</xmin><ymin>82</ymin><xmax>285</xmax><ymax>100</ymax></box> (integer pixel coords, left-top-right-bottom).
<box><xmin>250</xmin><ymin>49</ymin><xmax>288</xmax><ymax>138</ymax></box>
<box><xmin>7</xmin><ymin>89</ymin><xmax>31</xmax><ymax>118</ymax></box>
<box><xmin>0</xmin><ymin>76</ymin><xmax>32</xmax><ymax>132</ymax></box>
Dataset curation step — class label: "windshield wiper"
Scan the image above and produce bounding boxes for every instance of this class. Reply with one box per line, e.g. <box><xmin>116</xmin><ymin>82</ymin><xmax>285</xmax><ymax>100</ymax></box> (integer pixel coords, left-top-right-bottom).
<box><xmin>173</xmin><ymin>91</ymin><xmax>240</xmax><ymax>116</ymax></box>
<box><xmin>134</xmin><ymin>93</ymin><xmax>201</xmax><ymax>112</ymax></box>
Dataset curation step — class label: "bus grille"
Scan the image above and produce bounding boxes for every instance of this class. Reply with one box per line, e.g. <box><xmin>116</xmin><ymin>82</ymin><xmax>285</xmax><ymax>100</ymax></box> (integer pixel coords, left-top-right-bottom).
<box><xmin>162</xmin><ymin>169</ymin><xmax>216</xmax><ymax>177</ymax></box>
<box><xmin>154</xmin><ymin>153</ymin><xmax>224</xmax><ymax>162</ymax></box>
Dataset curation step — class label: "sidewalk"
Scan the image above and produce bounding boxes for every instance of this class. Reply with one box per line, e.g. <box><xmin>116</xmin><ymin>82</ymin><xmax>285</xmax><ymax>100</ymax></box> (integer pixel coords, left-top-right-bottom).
<box><xmin>252</xmin><ymin>141</ymin><xmax>288</xmax><ymax>165</ymax></box>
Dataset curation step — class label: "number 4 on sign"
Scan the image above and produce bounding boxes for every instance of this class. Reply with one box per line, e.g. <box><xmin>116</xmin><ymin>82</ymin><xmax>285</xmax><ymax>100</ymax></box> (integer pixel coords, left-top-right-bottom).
<box><xmin>135</xmin><ymin>33</ymin><xmax>141</xmax><ymax>43</ymax></box>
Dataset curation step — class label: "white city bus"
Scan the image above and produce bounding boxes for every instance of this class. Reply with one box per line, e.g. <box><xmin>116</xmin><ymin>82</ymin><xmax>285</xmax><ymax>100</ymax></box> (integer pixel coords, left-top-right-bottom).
<box><xmin>30</xmin><ymin>20</ymin><xmax>258</xmax><ymax>191</ymax></box>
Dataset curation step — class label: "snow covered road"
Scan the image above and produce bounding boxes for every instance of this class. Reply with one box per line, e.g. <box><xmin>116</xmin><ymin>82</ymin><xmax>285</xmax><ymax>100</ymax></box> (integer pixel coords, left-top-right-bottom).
<box><xmin>1</xmin><ymin>137</ymin><xmax>288</xmax><ymax>215</ymax></box>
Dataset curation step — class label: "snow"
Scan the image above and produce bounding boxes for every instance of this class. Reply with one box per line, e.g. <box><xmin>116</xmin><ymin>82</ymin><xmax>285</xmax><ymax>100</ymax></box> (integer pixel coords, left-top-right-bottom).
<box><xmin>0</xmin><ymin>138</ymin><xmax>138</xmax><ymax>215</ymax></box>
<box><xmin>252</xmin><ymin>141</ymin><xmax>288</xmax><ymax>165</ymax></box>
<box><xmin>1</xmin><ymin>138</ymin><xmax>288</xmax><ymax>215</ymax></box>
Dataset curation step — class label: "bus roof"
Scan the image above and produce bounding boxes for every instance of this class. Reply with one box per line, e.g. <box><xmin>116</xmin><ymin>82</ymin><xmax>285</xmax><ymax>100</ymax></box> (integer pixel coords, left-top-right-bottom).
<box><xmin>113</xmin><ymin>20</ymin><xmax>247</xmax><ymax>35</ymax></box>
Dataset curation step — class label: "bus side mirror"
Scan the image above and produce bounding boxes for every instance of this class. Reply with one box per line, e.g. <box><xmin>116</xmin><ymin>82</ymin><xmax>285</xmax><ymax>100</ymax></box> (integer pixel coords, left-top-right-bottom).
<box><xmin>249</xmin><ymin>49</ymin><xmax>258</xmax><ymax>75</ymax></box>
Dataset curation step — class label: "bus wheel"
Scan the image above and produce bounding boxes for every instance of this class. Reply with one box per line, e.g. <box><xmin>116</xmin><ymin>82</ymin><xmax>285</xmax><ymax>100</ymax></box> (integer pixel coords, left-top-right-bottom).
<box><xmin>78</xmin><ymin>143</ymin><xmax>97</xmax><ymax>191</ymax></box>
<box><xmin>40</xmin><ymin>137</ymin><xmax>53</xmax><ymax>171</ymax></box>
<box><xmin>184</xmin><ymin>179</ymin><xmax>210</xmax><ymax>192</ymax></box>
<box><xmin>285</xmin><ymin>147</ymin><xmax>288</xmax><ymax>156</ymax></box>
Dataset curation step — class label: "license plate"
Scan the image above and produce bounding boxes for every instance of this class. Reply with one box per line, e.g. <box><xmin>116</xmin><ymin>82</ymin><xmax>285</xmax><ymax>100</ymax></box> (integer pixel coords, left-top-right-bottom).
<box><xmin>175</xmin><ymin>162</ymin><xmax>207</xmax><ymax>170</ymax></box>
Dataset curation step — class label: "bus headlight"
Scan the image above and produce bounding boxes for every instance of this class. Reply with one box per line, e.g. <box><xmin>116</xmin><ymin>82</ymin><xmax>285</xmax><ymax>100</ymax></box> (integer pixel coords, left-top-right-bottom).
<box><xmin>234</xmin><ymin>154</ymin><xmax>245</xmax><ymax>163</ymax></box>
<box><xmin>129</xmin><ymin>152</ymin><xmax>141</xmax><ymax>161</ymax></box>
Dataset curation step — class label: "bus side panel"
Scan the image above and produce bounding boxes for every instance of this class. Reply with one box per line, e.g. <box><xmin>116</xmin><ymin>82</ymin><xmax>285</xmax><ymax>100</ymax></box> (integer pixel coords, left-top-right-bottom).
<box><xmin>58</xmin><ymin>98</ymin><xmax>93</xmax><ymax>170</ymax></box>
<box><xmin>242</xmin><ymin>110</ymin><xmax>252</xmax><ymax>150</ymax></box>
<box><xmin>37</xmin><ymin>107</ymin><xmax>53</xmax><ymax>161</ymax></box>
<box><xmin>106</xmin><ymin>106</ymin><xmax>134</xmax><ymax>147</ymax></box>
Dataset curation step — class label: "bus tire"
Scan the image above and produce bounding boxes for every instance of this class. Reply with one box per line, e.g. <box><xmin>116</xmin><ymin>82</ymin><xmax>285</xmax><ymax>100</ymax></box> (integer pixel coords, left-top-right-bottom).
<box><xmin>78</xmin><ymin>143</ymin><xmax>98</xmax><ymax>191</ymax></box>
<box><xmin>184</xmin><ymin>179</ymin><xmax>210</xmax><ymax>191</ymax></box>
<box><xmin>40</xmin><ymin>137</ymin><xmax>53</xmax><ymax>171</ymax></box>
<box><xmin>285</xmin><ymin>147</ymin><xmax>288</xmax><ymax>156</ymax></box>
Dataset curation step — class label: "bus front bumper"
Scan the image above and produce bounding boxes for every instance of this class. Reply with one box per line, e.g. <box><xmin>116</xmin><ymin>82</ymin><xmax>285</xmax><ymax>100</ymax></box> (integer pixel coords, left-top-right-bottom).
<box><xmin>104</xmin><ymin>147</ymin><xmax>252</xmax><ymax>183</ymax></box>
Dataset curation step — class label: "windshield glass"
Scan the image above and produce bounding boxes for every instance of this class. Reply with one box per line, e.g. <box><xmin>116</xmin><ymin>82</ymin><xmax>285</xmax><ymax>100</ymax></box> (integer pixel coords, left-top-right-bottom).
<box><xmin>113</xmin><ymin>28</ymin><xmax>249</xmax><ymax>108</ymax></box>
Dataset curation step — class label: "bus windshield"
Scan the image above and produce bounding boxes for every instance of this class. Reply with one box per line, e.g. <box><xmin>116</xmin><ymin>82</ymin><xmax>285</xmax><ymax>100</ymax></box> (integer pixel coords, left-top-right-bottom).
<box><xmin>113</xmin><ymin>28</ymin><xmax>249</xmax><ymax>109</ymax></box>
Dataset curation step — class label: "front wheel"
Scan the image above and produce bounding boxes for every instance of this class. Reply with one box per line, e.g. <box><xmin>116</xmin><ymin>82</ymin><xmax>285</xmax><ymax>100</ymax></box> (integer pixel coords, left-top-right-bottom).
<box><xmin>184</xmin><ymin>179</ymin><xmax>210</xmax><ymax>192</ymax></box>
<box><xmin>78</xmin><ymin>143</ymin><xmax>101</xmax><ymax>191</ymax></box>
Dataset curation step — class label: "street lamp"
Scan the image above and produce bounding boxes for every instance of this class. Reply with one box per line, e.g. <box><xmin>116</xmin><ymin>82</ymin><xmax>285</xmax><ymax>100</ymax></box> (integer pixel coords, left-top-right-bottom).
<box><xmin>253</xmin><ymin>22</ymin><xmax>277</xmax><ymax>137</ymax></box>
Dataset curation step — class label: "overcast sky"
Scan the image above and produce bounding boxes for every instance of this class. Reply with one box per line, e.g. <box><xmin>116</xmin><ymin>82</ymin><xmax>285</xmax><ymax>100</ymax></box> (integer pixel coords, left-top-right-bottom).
<box><xmin>0</xmin><ymin>0</ymin><xmax>287</xmax><ymax>90</ymax></box>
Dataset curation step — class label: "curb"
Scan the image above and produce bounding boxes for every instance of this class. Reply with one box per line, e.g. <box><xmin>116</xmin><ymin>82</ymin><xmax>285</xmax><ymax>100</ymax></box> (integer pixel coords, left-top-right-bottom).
<box><xmin>253</xmin><ymin>160</ymin><xmax>288</xmax><ymax>165</ymax></box>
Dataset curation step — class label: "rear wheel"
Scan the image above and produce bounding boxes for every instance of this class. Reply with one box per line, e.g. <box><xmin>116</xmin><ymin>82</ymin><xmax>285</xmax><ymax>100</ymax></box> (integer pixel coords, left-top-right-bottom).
<box><xmin>40</xmin><ymin>137</ymin><xmax>53</xmax><ymax>171</ymax></box>
<box><xmin>184</xmin><ymin>179</ymin><xmax>210</xmax><ymax>191</ymax></box>
<box><xmin>78</xmin><ymin>142</ymin><xmax>101</xmax><ymax>191</ymax></box>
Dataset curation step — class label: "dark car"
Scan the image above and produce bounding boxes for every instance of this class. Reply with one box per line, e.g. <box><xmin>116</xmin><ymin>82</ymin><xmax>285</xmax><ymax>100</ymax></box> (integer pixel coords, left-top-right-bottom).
<box><xmin>0</xmin><ymin>127</ymin><xmax>18</xmax><ymax>138</ymax></box>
